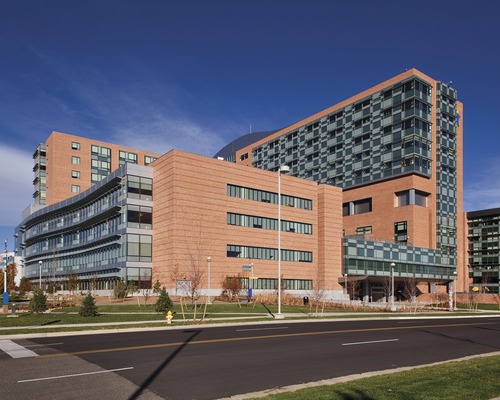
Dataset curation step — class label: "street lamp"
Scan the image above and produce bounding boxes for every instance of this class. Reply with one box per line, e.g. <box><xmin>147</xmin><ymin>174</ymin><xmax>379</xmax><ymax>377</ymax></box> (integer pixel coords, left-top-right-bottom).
<box><xmin>453</xmin><ymin>270</ymin><xmax>457</xmax><ymax>311</ymax></box>
<box><xmin>38</xmin><ymin>260</ymin><xmax>42</xmax><ymax>290</ymax></box>
<box><xmin>249</xmin><ymin>262</ymin><xmax>254</xmax><ymax>299</ymax></box>
<box><xmin>276</xmin><ymin>165</ymin><xmax>289</xmax><ymax>319</ymax></box>
<box><xmin>207</xmin><ymin>256</ymin><xmax>211</xmax><ymax>304</ymax></box>
<box><xmin>390</xmin><ymin>262</ymin><xmax>396</xmax><ymax>311</ymax></box>
<box><xmin>2</xmin><ymin>249</ymin><xmax>8</xmax><ymax>314</ymax></box>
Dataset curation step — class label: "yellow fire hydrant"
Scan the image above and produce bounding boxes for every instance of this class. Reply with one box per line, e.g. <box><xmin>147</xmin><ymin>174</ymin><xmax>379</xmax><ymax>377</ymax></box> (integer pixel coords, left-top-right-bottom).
<box><xmin>166</xmin><ymin>310</ymin><xmax>173</xmax><ymax>324</ymax></box>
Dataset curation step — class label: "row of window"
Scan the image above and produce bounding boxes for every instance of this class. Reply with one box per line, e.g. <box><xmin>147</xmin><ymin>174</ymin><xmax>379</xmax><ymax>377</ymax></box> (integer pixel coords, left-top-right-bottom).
<box><xmin>227</xmin><ymin>213</ymin><xmax>312</xmax><ymax>234</ymax></box>
<box><xmin>352</xmin><ymin>222</ymin><xmax>408</xmax><ymax>244</ymax></box>
<box><xmin>227</xmin><ymin>184</ymin><xmax>313</xmax><ymax>210</ymax></box>
<box><xmin>227</xmin><ymin>244</ymin><xmax>313</xmax><ymax>262</ymax></box>
<box><xmin>226</xmin><ymin>276</ymin><xmax>312</xmax><ymax>291</ymax></box>
<box><xmin>26</xmin><ymin>244</ymin><xmax>122</xmax><ymax>278</ymax></box>
<box><xmin>343</xmin><ymin>189</ymin><xmax>429</xmax><ymax>217</ymax></box>
<box><xmin>70</xmin><ymin>142</ymin><xmax>157</xmax><ymax>166</ymax></box>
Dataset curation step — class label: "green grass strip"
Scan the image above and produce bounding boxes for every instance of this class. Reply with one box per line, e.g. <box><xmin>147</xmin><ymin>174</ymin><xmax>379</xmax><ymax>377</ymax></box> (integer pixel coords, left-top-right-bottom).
<box><xmin>249</xmin><ymin>355</ymin><xmax>500</xmax><ymax>400</ymax></box>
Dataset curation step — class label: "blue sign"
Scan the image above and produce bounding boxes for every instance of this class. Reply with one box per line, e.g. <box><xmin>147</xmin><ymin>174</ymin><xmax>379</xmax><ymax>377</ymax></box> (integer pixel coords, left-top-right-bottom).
<box><xmin>2</xmin><ymin>292</ymin><xmax>8</xmax><ymax>306</ymax></box>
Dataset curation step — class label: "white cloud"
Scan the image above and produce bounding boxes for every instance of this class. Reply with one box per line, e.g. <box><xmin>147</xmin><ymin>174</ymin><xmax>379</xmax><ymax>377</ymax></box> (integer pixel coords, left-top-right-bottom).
<box><xmin>0</xmin><ymin>145</ymin><xmax>34</xmax><ymax>226</ymax></box>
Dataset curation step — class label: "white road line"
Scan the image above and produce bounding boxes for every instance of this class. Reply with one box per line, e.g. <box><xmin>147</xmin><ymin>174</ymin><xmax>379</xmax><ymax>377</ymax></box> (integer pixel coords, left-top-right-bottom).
<box><xmin>342</xmin><ymin>339</ymin><xmax>399</xmax><ymax>346</ymax></box>
<box><xmin>237</xmin><ymin>327</ymin><xmax>289</xmax><ymax>332</ymax></box>
<box><xmin>18</xmin><ymin>367</ymin><xmax>135</xmax><ymax>383</ymax></box>
<box><xmin>24</xmin><ymin>342</ymin><xmax>64</xmax><ymax>348</ymax></box>
<box><xmin>0</xmin><ymin>340</ymin><xmax>38</xmax><ymax>358</ymax></box>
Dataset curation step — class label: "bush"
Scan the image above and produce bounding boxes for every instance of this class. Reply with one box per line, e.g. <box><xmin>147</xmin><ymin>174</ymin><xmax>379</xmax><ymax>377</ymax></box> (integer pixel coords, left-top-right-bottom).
<box><xmin>79</xmin><ymin>292</ymin><xmax>99</xmax><ymax>317</ymax></box>
<box><xmin>30</xmin><ymin>288</ymin><xmax>47</xmax><ymax>313</ymax></box>
<box><xmin>155</xmin><ymin>288</ymin><xmax>173</xmax><ymax>313</ymax></box>
<box><xmin>113</xmin><ymin>279</ymin><xmax>138</xmax><ymax>299</ymax></box>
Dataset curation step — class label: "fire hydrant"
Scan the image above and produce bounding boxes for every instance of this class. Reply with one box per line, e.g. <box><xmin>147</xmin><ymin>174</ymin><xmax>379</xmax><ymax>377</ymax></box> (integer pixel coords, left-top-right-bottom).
<box><xmin>166</xmin><ymin>310</ymin><xmax>173</xmax><ymax>324</ymax></box>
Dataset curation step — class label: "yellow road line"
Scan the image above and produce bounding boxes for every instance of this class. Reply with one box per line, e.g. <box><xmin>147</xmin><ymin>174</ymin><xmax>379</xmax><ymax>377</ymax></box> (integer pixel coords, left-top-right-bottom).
<box><xmin>36</xmin><ymin>321</ymin><xmax>493</xmax><ymax>359</ymax></box>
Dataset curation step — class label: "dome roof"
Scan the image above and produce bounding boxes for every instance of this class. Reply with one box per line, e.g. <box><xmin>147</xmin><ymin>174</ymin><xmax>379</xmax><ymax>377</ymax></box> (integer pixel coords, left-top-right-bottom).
<box><xmin>214</xmin><ymin>129</ymin><xmax>280</xmax><ymax>159</ymax></box>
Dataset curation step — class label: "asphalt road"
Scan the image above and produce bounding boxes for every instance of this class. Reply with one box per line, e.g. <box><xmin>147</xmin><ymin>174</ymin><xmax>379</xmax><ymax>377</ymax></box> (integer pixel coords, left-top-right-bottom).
<box><xmin>1</xmin><ymin>316</ymin><xmax>499</xmax><ymax>400</ymax></box>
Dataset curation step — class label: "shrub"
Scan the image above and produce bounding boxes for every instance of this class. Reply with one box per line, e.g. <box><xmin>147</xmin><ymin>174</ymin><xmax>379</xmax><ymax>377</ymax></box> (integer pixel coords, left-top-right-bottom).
<box><xmin>155</xmin><ymin>288</ymin><xmax>173</xmax><ymax>313</ymax></box>
<box><xmin>79</xmin><ymin>292</ymin><xmax>99</xmax><ymax>317</ymax></box>
<box><xmin>113</xmin><ymin>279</ymin><xmax>138</xmax><ymax>299</ymax></box>
<box><xmin>30</xmin><ymin>288</ymin><xmax>47</xmax><ymax>313</ymax></box>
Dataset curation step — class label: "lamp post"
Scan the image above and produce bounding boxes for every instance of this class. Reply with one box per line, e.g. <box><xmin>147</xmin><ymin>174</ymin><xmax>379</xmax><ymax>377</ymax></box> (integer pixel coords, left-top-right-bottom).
<box><xmin>390</xmin><ymin>262</ymin><xmax>396</xmax><ymax>311</ymax></box>
<box><xmin>2</xmin><ymin>246</ymin><xmax>8</xmax><ymax>314</ymax></box>
<box><xmin>276</xmin><ymin>165</ymin><xmax>289</xmax><ymax>319</ymax></box>
<box><xmin>453</xmin><ymin>270</ymin><xmax>457</xmax><ymax>311</ymax></box>
<box><xmin>38</xmin><ymin>260</ymin><xmax>42</xmax><ymax>290</ymax></box>
<box><xmin>207</xmin><ymin>256</ymin><xmax>211</xmax><ymax>304</ymax></box>
<box><xmin>249</xmin><ymin>262</ymin><xmax>254</xmax><ymax>299</ymax></box>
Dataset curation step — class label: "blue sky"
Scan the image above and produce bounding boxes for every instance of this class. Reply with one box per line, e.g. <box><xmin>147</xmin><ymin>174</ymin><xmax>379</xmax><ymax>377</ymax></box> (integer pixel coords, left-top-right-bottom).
<box><xmin>1</xmin><ymin>0</ymin><xmax>500</xmax><ymax>246</ymax></box>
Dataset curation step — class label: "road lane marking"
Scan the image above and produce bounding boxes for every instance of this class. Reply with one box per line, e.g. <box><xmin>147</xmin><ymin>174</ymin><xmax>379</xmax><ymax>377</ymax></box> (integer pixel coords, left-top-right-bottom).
<box><xmin>24</xmin><ymin>342</ymin><xmax>64</xmax><ymax>348</ymax></box>
<box><xmin>35</xmin><ymin>321</ymin><xmax>496</xmax><ymax>359</ymax></box>
<box><xmin>342</xmin><ymin>339</ymin><xmax>399</xmax><ymax>346</ymax></box>
<box><xmin>0</xmin><ymin>340</ymin><xmax>38</xmax><ymax>358</ymax></box>
<box><xmin>17</xmin><ymin>367</ymin><xmax>134</xmax><ymax>383</ymax></box>
<box><xmin>237</xmin><ymin>327</ymin><xmax>288</xmax><ymax>332</ymax></box>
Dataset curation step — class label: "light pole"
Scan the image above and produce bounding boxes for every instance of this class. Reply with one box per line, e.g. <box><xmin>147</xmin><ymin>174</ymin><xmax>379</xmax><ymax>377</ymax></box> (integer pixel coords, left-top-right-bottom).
<box><xmin>453</xmin><ymin>270</ymin><xmax>457</xmax><ymax>311</ymax></box>
<box><xmin>2</xmin><ymin>247</ymin><xmax>8</xmax><ymax>314</ymax></box>
<box><xmin>207</xmin><ymin>256</ymin><xmax>211</xmax><ymax>304</ymax></box>
<box><xmin>390</xmin><ymin>262</ymin><xmax>396</xmax><ymax>311</ymax></box>
<box><xmin>249</xmin><ymin>262</ymin><xmax>254</xmax><ymax>299</ymax></box>
<box><xmin>38</xmin><ymin>260</ymin><xmax>42</xmax><ymax>291</ymax></box>
<box><xmin>276</xmin><ymin>165</ymin><xmax>289</xmax><ymax>319</ymax></box>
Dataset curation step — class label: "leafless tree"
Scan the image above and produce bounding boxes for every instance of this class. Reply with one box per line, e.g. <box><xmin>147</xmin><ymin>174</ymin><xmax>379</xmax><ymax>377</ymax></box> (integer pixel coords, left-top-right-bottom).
<box><xmin>186</xmin><ymin>248</ymin><xmax>204</xmax><ymax>304</ymax></box>
<box><xmin>346</xmin><ymin>278</ymin><xmax>360</xmax><ymax>302</ymax></box>
<box><xmin>66</xmin><ymin>272</ymin><xmax>79</xmax><ymax>296</ymax></box>
<box><xmin>403</xmin><ymin>278</ymin><xmax>419</xmax><ymax>302</ymax></box>
<box><xmin>140</xmin><ymin>269</ymin><xmax>153</xmax><ymax>305</ymax></box>
<box><xmin>382</xmin><ymin>276</ymin><xmax>391</xmax><ymax>303</ymax></box>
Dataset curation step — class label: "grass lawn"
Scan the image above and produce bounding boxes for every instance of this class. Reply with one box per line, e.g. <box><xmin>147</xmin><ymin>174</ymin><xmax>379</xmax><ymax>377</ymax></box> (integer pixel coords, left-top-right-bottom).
<box><xmin>250</xmin><ymin>355</ymin><xmax>500</xmax><ymax>400</ymax></box>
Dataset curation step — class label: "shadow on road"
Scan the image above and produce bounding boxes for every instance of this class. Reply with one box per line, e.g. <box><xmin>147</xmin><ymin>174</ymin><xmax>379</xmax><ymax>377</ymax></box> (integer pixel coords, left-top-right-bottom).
<box><xmin>128</xmin><ymin>329</ymin><xmax>201</xmax><ymax>400</ymax></box>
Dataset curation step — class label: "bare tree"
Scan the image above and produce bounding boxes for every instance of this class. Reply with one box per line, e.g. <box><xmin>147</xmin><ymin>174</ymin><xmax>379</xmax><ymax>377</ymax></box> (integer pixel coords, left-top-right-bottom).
<box><xmin>172</xmin><ymin>227</ymin><xmax>208</xmax><ymax>305</ymax></box>
<box><xmin>382</xmin><ymin>276</ymin><xmax>391</xmax><ymax>303</ymax></box>
<box><xmin>186</xmin><ymin>246</ymin><xmax>204</xmax><ymax>304</ymax></box>
<box><xmin>467</xmin><ymin>289</ymin><xmax>479</xmax><ymax>312</ymax></box>
<box><xmin>346</xmin><ymin>278</ymin><xmax>360</xmax><ymax>302</ymax></box>
<box><xmin>403</xmin><ymin>278</ymin><xmax>419</xmax><ymax>302</ymax></box>
<box><xmin>140</xmin><ymin>269</ymin><xmax>153</xmax><ymax>305</ymax></box>
<box><xmin>66</xmin><ymin>272</ymin><xmax>79</xmax><ymax>296</ymax></box>
<box><xmin>403</xmin><ymin>278</ymin><xmax>419</xmax><ymax>313</ymax></box>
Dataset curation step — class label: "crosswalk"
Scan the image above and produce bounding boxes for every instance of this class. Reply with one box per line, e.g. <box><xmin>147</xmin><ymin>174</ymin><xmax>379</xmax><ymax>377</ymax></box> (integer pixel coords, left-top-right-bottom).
<box><xmin>0</xmin><ymin>340</ymin><xmax>38</xmax><ymax>358</ymax></box>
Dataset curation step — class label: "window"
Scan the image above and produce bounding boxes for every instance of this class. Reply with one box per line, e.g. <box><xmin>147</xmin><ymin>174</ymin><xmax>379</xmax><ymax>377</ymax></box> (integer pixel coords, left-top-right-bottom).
<box><xmin>396</xmin><ymin>189</ymin><xmax>429</xmax><ymax>207</ymax></box>
<box><xmin>119</xmin><ymin>151</ymin><xmax>138</xmax><ymax>165</ymax></box>
<box><xmin>71</xmin><ymin>142</ymin><xmax>80</xmax><ymax>150</ymax></box>
<box><xmin>92</xmin><ymin>145</ymin><xmax>111</xmax><ymax>157</ymax></box>
<box><xmin>227</xmin><ymin>212</ymin><xmax>312</xmax><ymax>234</ymax></box>
<box><xmin>240</xmin><ymin>153</ymin><xmax>249</xmax><ymax>161</ymax></box>
<box><xmin>227</xmin><ymin>184</ymin><xmax>312</xmax><ymax>210</ymax></box>
<box><xmin>127</xmin><ymin>175</ymin><xmax>153</xmax><ymax>200</ymax></box>
<box><xmin>71</xmin><ymin>156</ymin><xmax>80</xmax><ymax>165</ymax></box>
<box><xmin>127</xmin><ymin>234</ymin><xmax>152</xmax><ymax>262</ymax></box>
<box><xmin>343</xmin><ymin>198</ymin><xmax>372</xmax><ymax>216</ymax></box>
<box><xmin>144</xmin><ymin>155</ymin><xmax>157</xmax><ymax>165</ymax></box>
<box><xmin>71</xmin><ymin>185</ymin><xmax>80</xmax><ymax>193</ymax></box>
<box><xmin>356</xmin><ymin>226</ymin><xmax>372</xmax><ymax>235</ymax></box>
<box><xmin>71</xmin><ymin>171</ymin><xmax>80</xmax><ymax>179</ymax></box>
<box><xmin>226</xmin><ymin>244</ymin><xmax>312</xmax><ymax>262</ymax></box>
<box><xmin>127</xmin><ymin>205</ymin><xmax>152</xmax><ymax>229</ymax></box>
<box><xmin>395</xmin><ymin>221</ymin><xmax>408</xmax><ymax>243</ymax></box>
